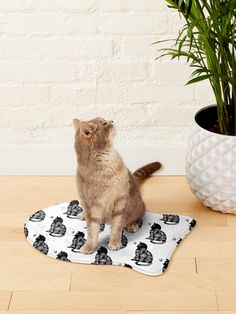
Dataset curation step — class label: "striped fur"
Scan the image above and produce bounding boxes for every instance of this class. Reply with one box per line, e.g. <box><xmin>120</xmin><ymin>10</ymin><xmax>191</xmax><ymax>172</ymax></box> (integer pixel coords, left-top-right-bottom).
<box><xmin>133</xmin><ymin>162</ymin><xmax>161</xmax><ymax>183</ymax></box>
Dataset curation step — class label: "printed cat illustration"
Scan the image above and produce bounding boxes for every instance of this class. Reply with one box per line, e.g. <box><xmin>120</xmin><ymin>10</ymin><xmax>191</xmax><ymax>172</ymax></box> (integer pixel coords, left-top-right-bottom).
<box><xmin>47</xmin><ymin>217</ymin><xmax>67</xmax><ymax>237</ymax></box>
<box><xmin>176</xmin><ymin>238</ymin><xmax>182</xmax><ymax>246</ymax></box>
<box><xmin>33</xmin><ymin>235</ymin><xmax>49</xmax><ymax>255</ymax></box>
<box><xmin>162</xmin><ymin>258</ymin><xmax>169</xmax><ymax>272</ymax></box>
<box><xmin>68</xmin><ymin>231</ymin><xmax>86</xmax><ymax>252</ymax></box>
<box><xmin>160</xmin><ymin>214</ymin><xmax>180</xmax><ymax>225</ymax></box>
<box><xmin>146</xmin><ymin>223</ymin><xmax>167</xmax><ymax>244</ymax></box>
<box><xmin>124</xmin><ymin>263</ymin><xmax>132</xmax><ymax>269</ymax></box>
<box><xmin>93</xmin><ymin>246</ymin><xmax>112</xmax><ymax>265</ymax></box>
<box><xmin>56</xmin><ymin>251</ymin><xmax>71</xmax><ymax>262</ymax></box>
<box><xmin>29</xmin><ymin>210</ymin><xmax>46</xmax><ymax>222</ymax></box>
<box><xmin>64</xmin><ymin>200</ymin><xmax>83</xmax><ymax>219</ymax></box>
<box><xmin>100</xmin><ymin>223</ymin><xmax>105</xmax><ymax>232</ymax></box>
<box><xmin>131</xmin><ymin>242</ymin><xmax>153</xmax><ymax>266</ymax></box>
<box><xmin>121</xmin><ymin>231</ymin><xmax>128</xmax><ymax>248</ymax></box>
<box><xmin>189</xmin><ymin>219</ymin><xmax>196</xmax><ymax>230</ymax></box>
<box><xmin>24</xmin><ymin>224</ymin><xmax>28</xmax><ymax>238</ymax></box>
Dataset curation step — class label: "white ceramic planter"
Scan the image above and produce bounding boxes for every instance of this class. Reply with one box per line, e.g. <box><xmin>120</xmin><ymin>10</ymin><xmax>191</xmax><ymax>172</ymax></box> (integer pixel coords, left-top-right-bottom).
<box><xmin>186</xmin><ymin>105</ymin><xmax>236</xmax><ymax>214</ymax></box>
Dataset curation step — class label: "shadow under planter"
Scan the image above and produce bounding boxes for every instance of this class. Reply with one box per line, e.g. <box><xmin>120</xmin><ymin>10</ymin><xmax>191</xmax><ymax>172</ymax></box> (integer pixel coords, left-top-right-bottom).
<box><xmin>186</xmin><ymin>105</ymin><xmax>236</xmax><ymax>214</ymax></box>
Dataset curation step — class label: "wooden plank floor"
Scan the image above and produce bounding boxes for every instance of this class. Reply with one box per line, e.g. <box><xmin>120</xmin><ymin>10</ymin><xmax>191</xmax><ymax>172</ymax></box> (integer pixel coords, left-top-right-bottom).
<box><xmin>1</xmin><ymin>176</ymin><xmax>236</xmax><ymax>313</ymax></box>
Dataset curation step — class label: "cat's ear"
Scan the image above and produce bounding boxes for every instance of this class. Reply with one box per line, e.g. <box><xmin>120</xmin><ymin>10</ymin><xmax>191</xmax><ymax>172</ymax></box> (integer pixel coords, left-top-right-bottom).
<box><xmin>73</xmin><ymin>119</ymin><xmax>80</xmax><ymax>132</ymax></box>
<box><xmin>80</xmin><ymin>121</ymin><xmax>92</xmax><ymax>139</ymax></box>
<box><xmin>89</xmin><ymin>123</ymin><xmax>98</xmax><ymax>133</ymax></box>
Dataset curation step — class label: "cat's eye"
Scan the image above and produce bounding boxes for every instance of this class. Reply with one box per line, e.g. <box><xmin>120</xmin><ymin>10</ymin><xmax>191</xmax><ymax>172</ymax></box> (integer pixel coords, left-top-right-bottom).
<box><xmin>103</xmin><ymin>121</ymin><xmax>108</xmax><ymax>126</ymax></box>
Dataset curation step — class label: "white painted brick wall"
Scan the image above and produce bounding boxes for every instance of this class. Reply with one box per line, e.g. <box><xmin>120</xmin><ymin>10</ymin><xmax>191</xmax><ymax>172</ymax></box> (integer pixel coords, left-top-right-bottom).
<box><xmin>0</xmin><ymin>0</ymin><xmax>215</xmax><ymax>147</ymax></box>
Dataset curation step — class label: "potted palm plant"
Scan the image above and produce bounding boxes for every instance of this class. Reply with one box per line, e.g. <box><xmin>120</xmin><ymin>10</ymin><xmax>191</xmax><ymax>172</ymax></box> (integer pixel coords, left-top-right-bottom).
<box><xmin>156</xmin><ymin>0</ymin><xmax>236</xmax><ymax>213</ymax></box>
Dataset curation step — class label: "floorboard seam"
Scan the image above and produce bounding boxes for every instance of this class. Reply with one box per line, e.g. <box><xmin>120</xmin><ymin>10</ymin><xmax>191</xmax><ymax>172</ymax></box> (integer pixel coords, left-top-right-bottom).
<box><xmin>194</xmin><ymin>256</ymin><xmax>198</xmax><ymax>273</ymax></box>
<box><xmin>215</xmin><ymin>291</ymin><xmax>219</xmax><ymax>310</ymax></box>
<box><xmin>7</xmin><ymin>291</ymin><xmax>13</xmax><ymax>310</ymax></box>
<box><xmin>69</xmin><ymin>272</ymin><xmax>72</xmax><ymax>292</ymax></box>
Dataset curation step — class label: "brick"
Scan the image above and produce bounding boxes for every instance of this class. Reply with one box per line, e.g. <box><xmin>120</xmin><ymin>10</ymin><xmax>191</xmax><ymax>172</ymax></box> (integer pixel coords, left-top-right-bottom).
<box><xmin>63</xmin><ymin>15</ymin><xmax>97</xmax><ymax>34</ymax></box>
<box><xmin>99</xmin><ymin>0</ymin><xmax>126</xmax><ymax>12</ymax></box>
<box><xmin>0</xmin><ymin>85</ymin><xmax>50</xmax><ymax>106</ymax></box>
<box><xmin>0</xmin><ymin>0</ymin><xmax>97</xmax><ymax>12</ymax></box>
<box><xmin>103</xmin><ymin>104</ymin><xmax>195</xmax><ymax>128</ymax></box>
<box><xmin>2</xmin><ymin>13</ymin><xmax>96</xmax><ymax>34</ymax></box>
<box><xmin>156</xmin><ymin>84</ymin><xmax>195</xmax><ymax>105</ymax></box>
<box><xmin>0</xmin><ymin>37</ymin><xmax>112</xmax><ymax>60</ymax></box>
<box><xmin>2</xmin><ymin>13</ymin><xmax>68</xmax><ymax>34</ymax></box>
<box><xmin>147</xmin><ymin>105</ymin><xmax>197</xmax><ymax>127</ymax></box>
<box><xmin>57</xmin><ymin>0</ymin><xmax>96</xmax><ymax>11</ymax></box>
<box><xmin>48</xmin><ymin>38</ymin><xmax>113</xmax><ymax>58</ymax></box>
<box><xmin>99</xmin><ymin>0</ymin><xmax>166</xmax><ymax>12</ymax></box>
<box><xmin>71</xmin><ymin>103</ymin><xmax>123</xmax><ymax>125</ymax></box>
<box><xmin>129</xmin><ymin>83</ymin><xmax>195</xmax><ymax>105</ymax></box>
<box><xmin>75</xmin><ymin>62</ymin><xmax>100</xmax><ymax>81</ymax></box>
<box><xmin>129</xmin><ymin>84</ymin><xmax>160</xmax><ymax>103</ymax></box>
<box><xmin>32</xmin><ymin>126</ymin><xmax>74</xmax><ymax>145</ymax></box>
<box><xmin>51</xmin><ymin>84</ymin><xmax>95</xmax><ymax>106</ymax></box>
<box><xmin>195</xmin><ymin>82</ymin><xmax>216</xmax><ymax>105</ymax></box>
<box><xmin>129</xmin><ymin>0</ymin><xmax>167</xmax><ymax>11</ymax></box>
<box><xmin>97</xmin><ymin>62</ymin><xmax>148</xmax><ymax>82</ymax></box>
<box><xmin>0</xmin><ymin>103</ymin><xmax>82</xmax><ymax>130</ymax></box>
<box><xmin>0</xmin><ymin>0</ymin><xmax>25</xmax><ymax>11</ymax></box>
<box><xmin>100</xmin><ymin>14</ymin><xmax>168</xmax><ymax>35</ymax></box>
<box><xmin>122</xmin><ymin>36</ymin><xmax>158</xmax><ymax>59</ymax></box>
<box><xmin>0</xmin><ymin>37</ymin><xmax>48</xmax><ymax>60</ymax></box>
<box><xmin>0</xmin><ymin>0</ymin><xmax>57</xmax><ymax>11</ymax></box>
<box><xmin>23</xmin><ymin>0</ymin><xmax>57</xmax><ymax>11</ymax></box>
<box><xmin>0</xmin><ymin>61</ymin><xmax>77</xmax><ymax>83</ymax></box>
<box><xmin>1</xmin><ymin>62</ymin><xmax>100</xmax><ymax>83</ymax></box>
<box><xmin>168</xmin><ymin>11</ymin><xmax>186</xmax><ymax>37</ymax></box>
<box><xmin>111</xmin><ymin>104</ymin><xmax>152</xmax><ymax>127</ymax></box>
<box><xmin>96</xmin><ymin>84</ymin><xmax>127</xmax><ymax>104</ymax></box>
<box><xmin>0</xmin><ymin>106</ymin><xmax>51</xmax><ymax>129</ymax></box>
<box><xmin>116</xmin><ymin>126</ymin><xmax>188</xmax><ymax>146</ymax></box>
<box><xmin>153</xmin><ymin>62</ymin><xmax>193</xmax><ymax>84</ymax></box>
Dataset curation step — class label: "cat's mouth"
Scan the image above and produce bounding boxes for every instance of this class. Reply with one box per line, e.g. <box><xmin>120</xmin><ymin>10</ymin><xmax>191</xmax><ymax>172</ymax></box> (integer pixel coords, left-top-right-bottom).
<box><xmin>110</xmin><ymin>123</ymin><xmax>116</xmax><ymax>138</ymax></box>
<box><xmin>106</xmin><ymin>120</ymin><xmax>114</xmax><ymax>128</ymax></box>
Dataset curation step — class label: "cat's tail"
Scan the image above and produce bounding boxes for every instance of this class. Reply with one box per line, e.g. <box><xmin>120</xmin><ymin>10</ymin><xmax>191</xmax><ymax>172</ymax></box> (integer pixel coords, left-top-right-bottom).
<box><xmin>133</xmin><ymin>162</ymin><xmax>161</xmax><ymax>183</ymax></box>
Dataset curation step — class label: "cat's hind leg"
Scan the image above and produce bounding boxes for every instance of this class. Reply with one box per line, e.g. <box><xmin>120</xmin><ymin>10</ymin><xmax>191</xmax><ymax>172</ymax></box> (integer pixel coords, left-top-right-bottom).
<box><xmin>126</xmin><ymin>220</ymin><xmax>141</xmax><ymax>233</ymax></box>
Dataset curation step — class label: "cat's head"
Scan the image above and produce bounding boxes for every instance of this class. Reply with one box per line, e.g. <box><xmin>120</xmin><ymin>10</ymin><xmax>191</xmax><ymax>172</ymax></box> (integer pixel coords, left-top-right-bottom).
<box><xmin>53</xmin><ymin>217</ymin><xmax>63</xmax><ymax>223</ymax></box>
<box><xmin>73</xmin><ymin>117</ymin><xmax>115</xmax><ymax>151</ymax></box>
<box><xmin>74</xmin><ymin>231</ymin><xmax>85</xmax><ymax>238</ymax></box>
<box><xmin>137</xmin><ymin>242</ymin><xmax>147</xmax><ymax>250</ymax></box>
<box><xmin>151</xmin><ymin>223</ymin><xmax>161</xmax><ymax>230</ymax></box>
<box><xmin>36</xmin><ymin>235</ymin><xmax>46</xmax><ymax>242</ymax></box>
<box><xmin>57</xmin><ymin>251</ymin><xmax>68</xmax><ymax>258</ymax></box>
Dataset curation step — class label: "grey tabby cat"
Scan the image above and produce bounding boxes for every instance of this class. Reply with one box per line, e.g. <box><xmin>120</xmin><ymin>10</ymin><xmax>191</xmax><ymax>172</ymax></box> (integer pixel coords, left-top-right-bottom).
<box><xmin>73</xmin><ymin>117</ymin><xmax>161</xmax><ymax>254</ymax></box>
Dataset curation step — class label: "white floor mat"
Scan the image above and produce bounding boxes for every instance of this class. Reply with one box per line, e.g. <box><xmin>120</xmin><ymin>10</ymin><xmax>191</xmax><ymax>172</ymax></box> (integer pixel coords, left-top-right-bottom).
<box><xmin>24</xmin><ymin>200</ymin><xmax>196</xmax><ymax>276</ymax></box>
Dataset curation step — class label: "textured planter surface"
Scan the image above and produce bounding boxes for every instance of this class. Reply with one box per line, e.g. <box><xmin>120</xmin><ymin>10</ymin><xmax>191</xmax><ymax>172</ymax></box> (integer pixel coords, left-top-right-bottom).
<box><xmin>186</xmin><ymin>106</ymin><xmax>236</xmax><ymax>214</ymax></box>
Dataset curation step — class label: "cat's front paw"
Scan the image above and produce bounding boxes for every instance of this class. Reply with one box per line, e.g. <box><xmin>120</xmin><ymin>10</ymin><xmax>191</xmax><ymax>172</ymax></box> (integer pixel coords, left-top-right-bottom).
<box><xmin>80</xmin><ymin>243</ymin><xmax>96</xmax><ymax>254</ymax></box>
<box><xmin>108</xmin><ymin>240</ymin><xmax>122</xmax><ymax>251</ymax></box>
<box><xmin>77</xmin><ymin>211</ymin><xmax>85</xmax><ymax>220</ymax></box>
